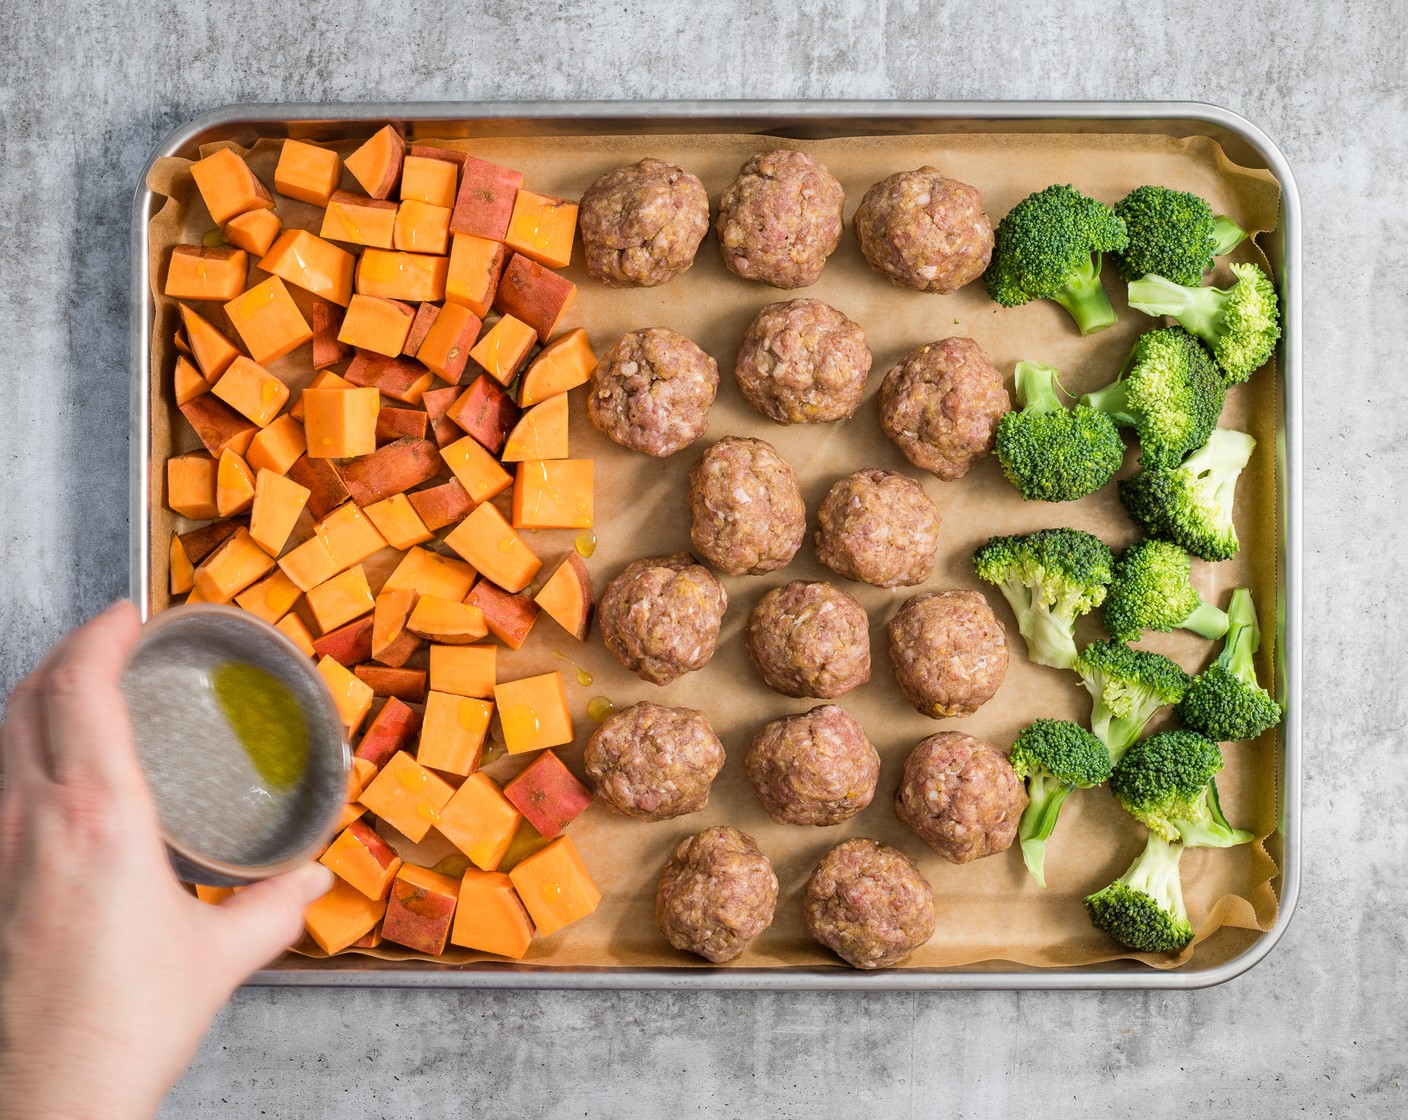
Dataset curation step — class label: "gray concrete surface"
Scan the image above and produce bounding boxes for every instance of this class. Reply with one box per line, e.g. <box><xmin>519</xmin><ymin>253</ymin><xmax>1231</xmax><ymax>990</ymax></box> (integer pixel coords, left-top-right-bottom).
<box><xmin>1</xmin><ymin>0</ymin><xmax>1402</xmax><ymax>1116</ymax></box>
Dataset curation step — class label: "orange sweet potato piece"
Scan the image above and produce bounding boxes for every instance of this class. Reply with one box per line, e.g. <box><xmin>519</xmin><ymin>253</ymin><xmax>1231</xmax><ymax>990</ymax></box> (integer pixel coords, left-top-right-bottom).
<box><xmin>169</xmin><ymin>532</ymin><xmax>196</xmax><ymax>595</ymax></box>
<box><xmin>466</xmin><ymin>582</ymin><xmax>537</xmax><ymax>651</ymax></box>
<box><xmin>211</xmin><ymin>355</ymin><xmax>291</xmax><ymax>428</ymax></box>
<box><xmin>394</xmin><ymin>199</ymin><xmax>452</xmax><ymax>255</ymax></box>
<box><xmin>338</xmin><ymin>294</ymin><xmax>415</xmax><ymax>358</ymax></box>
<box><xmin>215</xmin><ymin>449</ymin><xmax>256</xmax><ymax>518</ymax></box>
<box><xmin>382</xmin><ymin>864</ymin><xmax>459</xmax><ymax>955</ymax></box>
<box><xmin>401</xmin><ymin>155</ymin><xmax>458</xmax><ymax>209</ymax></box>
<box><xmin>422</xmin><ymin>385</ymin><xmax>465</xmax><ymax>449</ymax></box>
<box><xmin>233</xmin><ymin>568</ymin><xmax>301</xmax><ymax>624</ymax></box>
<box><xmin>304</xmin><ymin>881</ymin><xmax>387</xmax><ymax>955</ymax></box>
<box><xmin>354</xmin><ymin>697</ymin><xmax>423</xmax><ymax>766</ymax></box>
<box><xmin>359</xmin><ymin>751</ymin><xmax>455</xmax><ymax>843</ymax></box>
<box><xmin>440</xmin><ymin>435</ymin><xmax>512</xmax><ymax>505</ymax></box>
<box><xmin>493</xmin><ymin>253</ymin><xmax>576</xmax><ymax>343</ymax></box>
<box><xmin>303</xmin><ymin>386</ymin><xmax>380</xmax><ymax>458</ymax></box>
<box><xmin>178</xmin><ymin>518</ymin><xmax>242</xmax><ymax>564</ymax></box>
<box><xmin>178</xmin><ymin>303</ymin><xmax>240</xmax><ymax>382</ymax></box>
<box><xmin>511</xmin><ymin>459</ymin><xmax>593</xmax><ymax>530</ymax></box>
<box><xmin>311</xmin><ymin>614</ymin><xmax>375</xmax><ymax>666</ymax></box>
<box><xmin>505</xmin><ymin>190</ymin><xmax>578</xmax><ymax>270</ymax></box>
<box><xmin>311</xmin><ymin>299</ymin><xmax>352</xmax><ymax>369</ymax></box>
<box><xmin>344</xmin><ymin>351</ymin><xmax>436</xmax><ymax>404</ymax></box>
<box><xmin>502</xmin><ymin>750</ymin><xmax>594</xmax><ymax>839</ymax></box>
<box><xmin>164</xmin><ymin>246</ymin><xmax>248</xmax><ymax>302</ymax></box>
<box><xmin>444</xmin><ymin>502</ymin><xmax>541</xmax><ymax>594</ymax></box>
<box><xmin>438</xmin><ymin>773</ymin><xmax>523</xmax><ymax>871</ymax></box>
<box><xmin>354</xmin><ymin>665</ymin><xmax>428</xmax><ymax>704</ymax></box>
<box><xmin>467</xmin><ymin>313</ymin><xmax>536</xmax><ymax>387</ymax></box>
<box><xmin>174</xmin><ymin>355</ymin><xmax>208</xmax><ymax>406</ymax></box>
<box><xmin>317</xmin><ymin>654</ymin><xmax>375</xmax><ymax>736</ymax></box>
<box><xmin>501</xmin><ymin>394</ymin><xmax>568</xmax><ymax>462</ymax></box>
<box><xmin>403</xmin><ymin>302</ymin><xmax>439</xmax><ymax>356</ymax></box>
<box><xmin>307</xmin><ymin>564</ymin><xmax>375</xmax><ymax>635</ymax></box>
<box><xmin>494</xmin><ymin>672</ymin><xmax>573</xmax><ymax>755</ymax></box>
<box><xmin>287</xmin><ymin>454</ymin><xmax>351</xmax><ymax>520</ymax></box>
<box><xmin>248</xmin><ymin>469</ymin><xmax>309</xmax><ymax>555</ymax></box>
<box><xmin>313</xmin><ymin>501</ymin><xmax>388</xmax><ymax>571</ymax></box>
<box><xmin>274</xmin><ymin>139</ymin><xmax>342</xmax><ymax>207</ymax></box>
<box><xmin>428</xmin><ymin>644</ymin><xmax>496</xmax><ymax>700</ymax></box>
<box><xmin>406</xmin><ymin>478</ymin><xmax>473</xmax><ymax>531</ymax></box>
<box><xmin>382</xmin><ymin>547</ymin><xmax>477</xmax><ymax>602</ymax></box>
<box><xmin>371</xmin><ymin>587</ymin><xmax>422</xmax><ymax>668</ymax></box>
<box><xmin>418</xmin><ymin>690</ymin><xmax>493</xmax><ymax>777</ymax></box>
<box><xmin>190</xmin><ymin>148</ymin><xmax>275</xmax><ymax>225</ymax></box>
<box><xmin>290</xmin><ymin>369</ymin><xmax>352</xmax><ymax>422</ymax></box>
<box><xmin>450</xmin><ymin>869</ymin><xmax>535</xmax><ymax>959</ymax></box>
<box><xmin>320</xmin><ymin>189</ymin><xmax>398</xmax><ymax>249</ymax></box>
<box><xmin>406</xmin><ymin>596</ymin><xmax>488</xmax><ymax>644</ymax></box>
<box><xmin>320</xmin><ymin>818</ymin><xmax>402</xmax><ymax>900</ymax></box>
<box><xmin>446</xmin><ymin>376</ymin><xmax>519</xmax><ymax>454</ymax></box>
<box><xmin>339</xmin><ymin>437</ymin><xmax>440</xmax><ymax>507</ymax></box>
<box><xmin>193</xmin><ymin>526</ymin><xmax>276</xmax><ymax>603</ymax></box>
<box><xmin>518</xmin><ymin>328</ymin><xmax>596</xmax><ymax>407</ymax></box>
<box><xmin>247</xmin><ymin>414</ymin><xmax>307</xmax><ymax>476</ymax></box>
<box><xmin>356</xmin><ymin>249</ymin><xmax>448</xmax><ymax>303</ymax></box>
<box><xmin>275</xmin><ymin>612</ymin><xmax>317</xmax><ymax>657</ymax></box>
<box><xmin>223</xmin><ymin>208</ymin><xmax>283</xmax><ymax>256</ymax></box>
<box><xmin>363</xmin><ymin>493</ymin><xmax>433</xmax><ymax>551</ymax></box>
<box><xmin>533</xmin><ymin>553</ymin><xmax>594</xmax><ymax>642</ymax></box>
<box><xmin>277</xmin><ymin>535</ymin><xmax>339</xmax><ymax>592</ymax></box>
<box><xmin>375</xmin><ymin>407</ymin><xmax>428</xmax><ymax>446</ymax></box>
<box><xmin>450</xmin><ymin>157</ymin><xmax>522</xmax><ymax>240</ymax></box>
<box><xmin>345</xmin><ymin>125</ymin><xmax>405</xmax><ymax>200</ymax></box>
<box><xmin>445</xmin><ymin>233</ymin><xmax>507</xmax><ymax>319</ymax></box>
<box><xmin>259</xmin><ymin>229</ymin><xmax>356</xmax><ymax>308</ymax></box>
<box><xmin>508</xmin><ymin>836</ymin><xmax>600</xmax><ymax>937</ymax></box>
<box><xmin>416</xmin><ymin>301</ymin><xmax>481</xmax><ymax>384</ymax></box>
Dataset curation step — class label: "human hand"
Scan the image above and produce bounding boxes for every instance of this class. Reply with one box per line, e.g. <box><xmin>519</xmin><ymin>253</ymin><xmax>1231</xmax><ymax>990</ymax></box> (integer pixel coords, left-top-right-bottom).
<box><xmin>0</xmin><ymin>602</ymin><xmax>333</xmax><ymax>1120</ymax></box>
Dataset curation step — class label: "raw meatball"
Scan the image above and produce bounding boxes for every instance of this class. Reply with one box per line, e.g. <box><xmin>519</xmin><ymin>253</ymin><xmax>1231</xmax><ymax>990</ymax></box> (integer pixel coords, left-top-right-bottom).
<box><xmin>589</xmin><ymin>328</ymin><xmax>719</xmax><ymax>458</ymax></box>
<box><xmin>745</xmin><ymin>581</ymin><xmax>871</xmax><ymax>699</ymax></box>
<box><xmin>813</xmin><ymin>469</ymin><xmax>941</xmax><ymax>588</ymax></box>
<box><xmin>732</xmin><ymin>299</ymin><xmax>872</xmax><ymax>424</ymax></box>
<box><xmin>584</xmin><ymin>702</ymin><xmax>725</xmax><ymax>822</ymax></box>
<box><xmin>803</xmin><ymin>838</ymin><xmax>936</xmax><ymax>970</ymax></box>
<box><xmin>879</xmin><ymin>338</ymin><xmax>1010</xmax><ymax>481</ymax></box>
<box><xmin>655</xmin><ymin>826</ymin><xmax>778</xmax><ymax>962</ymax></box>
<box><xmin>887</xmin><ymin>591</ymin><xmax>1008</xmax><ymax>718</ymax></box>
<box><xmin>853</xmin><ymin>168</ymin><xmax>994</xmax><ymax>293</ymax></box>
<box><xmin>687</xmin><ymin>436</ymin><xmax>806</xmax><ymax>576</ymax></box>
<box><xmin>745</xmin><ymin>705</ymin><xmax>879</xmax><ymax>826</ymax></box>
<box><xmin>599</xmin><ymin>553</ymin><xmax>727</xmax><ymax>685</ymax></box>
<box><xmin>894</xmin><ymin>732</ymin><xmax>1027</xmax><ymax>864</ymax></box>
<box><xmin>578</xmin><ymin>158</ymin><xmax>711</xmax><ymax>288</ymax></box>
<box><xmin>715</xmin><ymin>149</ymin><xmax>845</xmax><ymax>289</ymax></box>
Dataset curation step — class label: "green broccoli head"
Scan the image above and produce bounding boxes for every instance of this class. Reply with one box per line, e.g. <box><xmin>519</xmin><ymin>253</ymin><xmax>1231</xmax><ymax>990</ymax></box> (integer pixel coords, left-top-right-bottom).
<box><xmin>1084</xmin><ymin>831</ymin><xmax>1193</xmax><ymax>953</ymax></box>
<box><xmin>973</xmin><ymin>528</ymin><xmax>1115</xmax><ymax>670</ymax></box>
<box><xmin>1111</xmin><ymin>729</ymin><xmax>1251</xmax><ymax>848</ymax></box>
<box><xmin>1118</xmin><ymin>428</ymin><xmax>1257</xmax><ymax>561</ymax></box>
<box><xmin>1074</xmin><ymin>640</ymin><xmax>1190</xmax><ymax>764</ymax></box>
<box><xmin>1081</xmin><ymin>327</ymin><xmax>1225</xmax><ymax>468</ymax></box>
<box><xmin>1113</xmin><ymin>185</ymin><xmax>1220</xmax><ymax>285</ymax></box>
<box><xmin>1127</xmin><ymin>263</ymin><xmax>1281</xmax><ymax>384</ymax></box>
<box><xmin>1177</xmin><ymin>588</ymin><xmax>1282</xmax><ymax>742</ymax></box>
<box><xmin>1103</xmin><ymin>539</ymin><xmax>1229</xmax><ymax>642</ymax></box>
<box><xmin>995</xmin><ymin>360</ymin><xmax>1125</xmax><ymax>502</ymax></box>
<box><xmin>984</xmin><ymin>184</ymin><xmax>1129</xmax><ymax>336</ymax></box>
<box><xmin>1010</xmin><ymin>718</ymin><xmax>1113</xmax><ymax>886</ymax></box>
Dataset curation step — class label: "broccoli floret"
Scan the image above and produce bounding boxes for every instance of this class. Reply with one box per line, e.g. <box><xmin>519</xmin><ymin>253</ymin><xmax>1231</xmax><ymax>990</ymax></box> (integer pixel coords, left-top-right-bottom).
<box><xmin>1118</xmin><ymin>428</ymin><xmax>1257</xmax><ymax>561</ymax></box>
<box><xmin>1075</xmin><ymin>640</ymin><xmax>1190</xmax><ymax>764</ymax></box>
<box><xmin>1177</xmin><ymin>587</ymin><xmax>1282</xmax><ymax>742</ymax></box>
<box><xmin>984</xmin><ymin>184</ymin><xmax>1128</xmax><ymax>336</ymax></box>
<box><xmin>1113</xmin><ymin>186</ymin><xmax>1218</xmax><ymax>285</ymax></box>
<box><xmin>1127</xmin><ymin>263</ymin><xmax>1281</xmax><ymax>384</ymax></box>
<box><xmin>1111</xmin><ymin>729</ymin><xmax>1251</xmax><ymax>847</ymax></box>
<box><xmin>973</xmin><ymin>528</ymin><xmax>1115</xmax><ymax>670</ymax></box>
<box><xmin>1080</xmin><ymin>327</ymin><xmax>1225</xmax><ymax>468</ymax></box>
<box><xmin>1103</xmin><ymin>539</ymin><xmax>1229</xmax><ymax>642</ymax></box>
<box><xmin>1009</xmin><ymin>719</ymin><xmax>1112</xmax><ymax>886</ymax></box>
<box><xmin>1084</xmin><ymin>831</ymin><xmax>1193</xmax><ymax>953</ymax></box>
<box><xmin>995</xmin><ymin>361</ymin><xmax>1124</xmax><ymax>502</ymax></box>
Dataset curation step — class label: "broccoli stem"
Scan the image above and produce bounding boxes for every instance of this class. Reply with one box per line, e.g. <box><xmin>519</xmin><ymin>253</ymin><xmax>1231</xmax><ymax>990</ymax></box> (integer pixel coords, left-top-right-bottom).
<box><xmin>1018</xmin><ymin>772</ymin><xmax>1074</xmax><ymax>887</ymax></box>
<box><xmin>1123</xmin><ymin>831</ymin><xmax>1188</xmax><ymax>917</ymax></box>
<box><xmin>1219</xmin><ymin>587</ymin><xmax>1262</xmax><ymax>687</ymax></box>
<box><xmin>1175</xmin><ymin>780</ymin><xmax>1254</xmax><ymax>849</ymax></box>
<box><xmin>1211</xmin><ymin>216</ymin><xmax>1248</xmax><ymax>257</ymax></box>
<box><xmin>1127</xmin><ymin>274</ymin><xmax>1229</xmax><ymax>347</ymax></box>
<box><xmin>1079</xmin><ymin>380</ymin><xmax>1137</xmax><ymax>426</ymax></box>
<box><xmin>1180</xmin><ymin>599</ymin><xmax>1230</xmax><ymax>640</ymax></box>
<box><xmin>1014</xmin><ymin>602</ymin><xmax>1080</xmax><ymax>670</ymax></box>
<box><xmin>1013</xmin><ymin>360</ymin><xmax>1063</xmax><ymax>412</ymax></box>
<box><xmin>1097</xmin><ymin>710</ymin><xmax>1152</xmax><ymax>767</ymax></box>
<box><xmin>1050</xmin><ymin>253</ymin><xmax>1118</xmax><ymax>336</ymax></box>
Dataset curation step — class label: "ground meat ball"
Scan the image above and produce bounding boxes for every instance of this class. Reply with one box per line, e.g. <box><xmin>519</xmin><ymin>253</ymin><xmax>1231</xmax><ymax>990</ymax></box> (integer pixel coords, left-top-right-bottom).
<box><xmin>578</xmin><ymin>159</ymin><xmax>711</xmax><ymax>288</ymax></box>
<box><xmin>589</xmin><ymin>328</ymin><xmax>719</xmax><ymax>458</ymax></box>
<box><xmin>655</xmin><ymin>826</ymin><xmax>778</xmax><ymax>962</ymax></box>
<box><xmin>715</xmin><ymin>150</ymin><xmax>845</xmax><ymax>289</ymax></box>
<box><xmin>745</xmin><ymin>705</ymin><xmax>879</xmax><ymax>826</ymax></box>
<box><xmin>879</xmin><ymin>338</ymin><xmax>1010</xmax><ymax>481</ymax></box>
<box><xmin>813</xmin><ymin>469</ymin><xmax>941</xmax><ymax>588</ymax></box>
<box><xmin>599</xmin><ymin>553</ymin><xmax>727</xmax><ymax>685</ymax></box>
<box><xmin>887</xmin><ymin>591</ymin><xmax>1008</xmax><ymax>719</ymax></box>
<box><xmin>745</xmin><ymin>581</ymin><xmax>871</xmax><ymax>699</ymax></box>
<box><xmin>853</xmin><ymin>168</ymin><xmax>994</xmax><ymax>293</ymax></box>
<box><xmin>803</xmin><ymin>838</ymin><xmax>936</xmax><ymax>970</ymax></box>
<box><xmin>894</xmin><ymin>732</ymin><xmax>1027</xmax><ymax>864</ymax></box>
<box><xmin>585</xmin><ymin>702</ymin><xmax>725</xmax><ymax>821</ymax></box>
<box><xmin>732</xmin><ymin>299</ymin><xmax>872</xmax><ymax>424</ymax></box>
<box><xmin>687</xmin><ymin>437</ymin><xmax>806</xmax><ymax>576</ymax></box>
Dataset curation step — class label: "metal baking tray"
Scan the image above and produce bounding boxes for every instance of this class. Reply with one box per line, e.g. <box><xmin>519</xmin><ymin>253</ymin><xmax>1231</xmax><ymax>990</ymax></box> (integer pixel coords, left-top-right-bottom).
<box><xmin>130</xmin><ymin>100</ymin><xmax>1301</xmax><ymax>990</ymax></box>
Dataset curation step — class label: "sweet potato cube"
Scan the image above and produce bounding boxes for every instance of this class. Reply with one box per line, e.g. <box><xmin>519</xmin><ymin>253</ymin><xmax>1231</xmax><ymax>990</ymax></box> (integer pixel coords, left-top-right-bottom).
<box><xmin>505</xmin><ymin>191</ymin><xmax>578</xmax><ymax>270</ymax></box>
<box><xmin>533</xmin><ymin>553</ymin><xmax>594</xmax><ymax>642</ymax></box>
<box><xmin>174</xmin><ymin>355</ymin><xmax>208</xmax><ymax>406</ymax></box>
<box><xmin>382</xmin><ymin>864</ymin><xmax>459</xmax><ymax>955</ymax></box>
<box><xmin>501</xmin><ymin>394</ymin><xmax>569</xmax><ymax>462</ymax></box>
<box><xmin>354</xmin><ymin>697</ymin><xmax>422</xmax><ymax>767</ymax></box>
<box><xmin>210</xmin><ymin>355</ymin><xmax>290</xmax><ymax>428</ymax></box>
<box><xmin>494</xmin><ymin>672</ymin><xmax>573</xmax><ymax>755</ymax></box>
<box><xmin>354</xmin><ymin>665</ymin><xmax>428</xmax><ymax>703</ymax></box>
<box><xmin>275</xmin><ymin>612</ymin><xmax>317</xmax><ymax>657</ymax></box>
<box><xmin>519</xmin><ymin>328</ymin><xmax>596</xmax><ymax>407</ymax></box>
<box><xmin>248</xmin><ymin>468</ymin><xmax>309</xmax><ymax>555</ymax></box>
<box><xmin>274</xmin><ymin>139</ymin><xmax>342</xmax><ymax>207</ymax></box>
<box><xmin>401</xmin><ymin>155</ymin><xmax>458</xmax><ymax>209</ymax></box>
<box><xmin>193</xmin><ymin>884</ymin><xmax>236</xmax><ymax>905</ymax></box>
<box><xmin>445</xmin><ymin>233</ymin><xmax>507</xmax><ymax>318</ymax></box>
<box><xmin>193</xmin><ymin>526</ymin><xmax>275</xmax><ymax>603</ymax></box>
<box><xmin>440</xmin><ymin>435</ymin><xmax>512</xmax><ymax>505</ymax></box>
<box><xmin>466</xmin><ymin>582</ymin><xmax>537</xmax><ymax>650</ymax></box>
<box><xmin>340</xmin><ymin>437</ymin><xmax>440</xmax><ymax>507</ymax></box>
<box><xmin>376</xmin><ymin>407</ymin><xmax>429</xmax><ymax>446</ymax></box>
<box><xmin>403</xmin><ymin>302</ymin><xmax>439</xmax><ymax>357</ymax></box>
<box><xmin>304</xmin><ymin>881</ymin><xmax>387</xmax><ymax>955</ymax></box>
<box><xmin>338</xmin><ymin>294</ymin><xmax>415</xmax><ymax>358</ymax></box>
<box><xmin>450</xmin><ymin>869</ymin><xmax>535</xmax><ymax>959</ymax></box>
<box><xmin>422</xmin><ymin>385</ymin><xmax>465</xmax><ymax>449</ymax></box>
<box><xmin>345</xmin><ymin>125</ymin><xmax>405</xmax><ymax>200</ymax></box>
<box><xmin>310</xmin><ymin>299</ymin><xmax>351</xmax><ymax>369</ymax></box>
<box><xmin>258</xmin><ymin>229</ymin><xmax>356</xmax><ymax>308</ymax></box>
<box><xmin>512</xmin><ymin>459</ymin><xmax>593</xmax><ymax>530</ymax></box>
<box><xmin>467</xmin><ymin>314</ymin><xmax>536</xmax><ymax>387</ymax></box>
<box><xmin>233</xmin><ymin>568</ymin><xmax>301</xmax><ymax>624</ymax></box>
<box><xmin>371</xmin><ymin>587</ymin><xmax>422</xmax><ymax>668</ymax></box>
<box><xmin>394</xmin><ymin>199</ymin><xmax>451</xmax><ymax>256</ymax></box>
<box><xmin>304</xmin><ymin>386</ymin><xmax>380</xmax><ymax>458</ymax></box>
<box><xmin>364</xmin><ymin>493</ymin><xmax>433</xmax><ymax>551</ymax></box>
<box><xmin>317</xmin><ymin>654</ymin><xmax>375</xmax><ymax>736</ymax></box>
<box><xmin>223</xmin><ymin>207</ymin><xmax>283</xmax><ymax>256</ymax></box>
<box><xmin>356</xmin><ymin>249</ymin><xmax>448</xmax><ymax>303</ymax></box>
<box><xmin>406</xmin><ymin>479</ymin><xmax>473</xmax><ymax>531</ymax></box>
<box><xmin>447</xmin><ymin>376</ymin><xmax>520</xmax><ymax>454</ymax></box>
<box><xmin>345</xmin><ymin>351</ymin><xmax>436</xmax><ymax>404</ymax></box>
<box><xmin>503</xmin><ymin>750</ymin><xmax>594</xmax><ymax>839</ymax></box>
<box><xmin>359</xmin><ymin>751</ymin><xmax>455</xmax><ymax>843</ymax></box>
<box><xmin>190</xmin><ymin>148</ymin><xmax>274</xmax><ymax>225</ymax></box>
<box><xmin>278</xmin><ymin>535</ymin><xmax>338</xmax><ymax>592</ymax></box>
<box><xmin>428</xmin><ymin>644</ymin><xmax>496</xmax><ymax>700</ymax></box>
<box><xmin>445</xmin><ymin>503</ymin><xmax>541</xmax><ymax>593</ymax></box>
<box><xmin>178</xmin><ymin>303</ymin><xmax>240</xmax><ymax>382</ymax></box>
<box><xmin>493</xmin><ymin>254</ymin><xmax>576</xmax><ymax>342</ymax></box>
<box><xmin>320</xmin><ymin>189</ymin><xmax>398</xmax><ymax>249</ymax></box>
<box><xmin>382</xmin><ymin>547</ymin><xmax>477</xmax><ymax>601</ymax></box>
<box><xmin>165</xmin><ymin>245</ymin><xmax>248</xmax><ymax>302</ymax></box>
<box><xmin>247</xmin><ymin>415</ymin><xmax>307</xmax><ymax>476</ymax></box>
<box><xmin>508</xmin><ymin>836</ymin><xmax>600</xmax><ymax>937</ymax></box>
<box><xmin>451</xmin><ymin>157</ymin><xmax>523</xmax><ymax>240</ymax></box>
<box><xmin>169</xmin><ymin>533</ymin><xmax>195</xmax><ymax>595</ymax></box>
<box><xmin>335</xmin><ymin>757</ymin><xmax>379</xmax><ymax>831</ymax></box>
<box><xmin>437</xmin><ymin>773</ymin><xmax>523</xmax><ymax>871</ymax></box>
<box><xmin>178</xmin><ymin>518</ymin><xmax>242</xmax><ymax>564</ymax></box>
<box><xmin>311</xmin><ymin>614</ymin><xmax>375</xmax><ymax>666</ymax></box>
<box><xmin>418</xmin><ymin>690</ymin><xmax>493</xmax><ymax>777</ymax></box>
<box><xmin>408</xmin><ymin>143</ymin><xmax>468</xmax><ymax>169</ymax></box>
<box><xmin>215</xmin><ymin>449</ymin><xmax>256</xmax><ymax>518</ymax></box>
<box><xmin>225</xmin><ymin>275</ymin><xmax>315</xmax><ymax>372</ymax></box>
<box><xmin>407</xmin><ymin>596</ymin><xmax>488</xmax><ymax>644</ymax></box>
<box><xmin>320</xmin><ymin>818</ymin><xmax>401</xmax><ymax>900</ymax></box>
<box><xmin>290</xmin><ymin>369</ymin><xmax>353</xmax><ymax>423</ymax></box>
<box><xmin>416</xmin><ymin>301</ymin><xmax>481</xmax><ymax>384</ymax></box>
<box><xmin>286</xmin><ymin>454</ymin><xmax>351</xmax><ymax>520</ymax></box>
<box><xmin>314</xmin><ymin>501</ymin><xmax>389</xmax><ymax>571</ymax></box>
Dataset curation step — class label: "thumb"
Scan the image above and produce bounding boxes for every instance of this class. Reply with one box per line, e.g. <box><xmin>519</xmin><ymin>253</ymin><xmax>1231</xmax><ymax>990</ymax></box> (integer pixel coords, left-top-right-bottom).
<box><xmin>205</xmin><ymin>862</ymin><xmax>335</xmax><ymax>983</ymax></box>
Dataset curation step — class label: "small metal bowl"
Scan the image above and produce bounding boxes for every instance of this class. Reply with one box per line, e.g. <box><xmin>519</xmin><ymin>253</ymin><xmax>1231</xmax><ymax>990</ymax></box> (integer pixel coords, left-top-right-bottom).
<box><xmin>120</xmin><ymin>604</ymin><xmax>349</xmax><ymax>886</ymax></box>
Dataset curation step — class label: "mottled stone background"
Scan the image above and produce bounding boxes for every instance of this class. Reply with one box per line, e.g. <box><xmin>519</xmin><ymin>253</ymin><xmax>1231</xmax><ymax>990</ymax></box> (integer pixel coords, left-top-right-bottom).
<box><xmin>1</xmin><ymin>1</ymin><xmax>1401</xmax><ymax>1115</ymax></box>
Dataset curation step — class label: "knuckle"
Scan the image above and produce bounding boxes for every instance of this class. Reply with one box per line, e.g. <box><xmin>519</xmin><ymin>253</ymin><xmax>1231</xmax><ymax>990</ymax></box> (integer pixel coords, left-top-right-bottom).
<box><xmin>45</xmin><ymin>664</ymin><xmax>91</xmax><ymax>701</ymax></box>
<box><xmin>53</xmin><ymin>782</ymin><xmax>121</xmax><ymax>840</ymax></box>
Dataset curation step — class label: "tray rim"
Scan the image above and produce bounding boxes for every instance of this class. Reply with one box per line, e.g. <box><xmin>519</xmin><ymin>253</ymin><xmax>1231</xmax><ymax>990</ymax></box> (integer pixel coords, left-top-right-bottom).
<box><xmin>129</xmin><ymin>98</ymin><xmax>1302</xmax><ymax>991</ymax></box>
